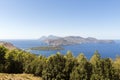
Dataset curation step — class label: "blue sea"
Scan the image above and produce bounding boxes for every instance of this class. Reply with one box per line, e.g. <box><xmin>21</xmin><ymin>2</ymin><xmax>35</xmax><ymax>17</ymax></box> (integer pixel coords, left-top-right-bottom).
<box><xmin>3</xmin><ymin>40</ymin><xmax>120</xmax><ymax>59</ymax></box>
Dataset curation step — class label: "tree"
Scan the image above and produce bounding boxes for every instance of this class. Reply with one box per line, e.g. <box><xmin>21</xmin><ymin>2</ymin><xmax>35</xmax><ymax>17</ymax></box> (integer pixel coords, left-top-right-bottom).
<box><xmin>70</xmin><ymin>53</ymin><xmax>92</xmax><ymax>80</ymax></box>
<box><xmin>5</xmin><ymin>50</ymin><xmax>24</xmax><ymax>73</ymax></box>
<box><xmin>64</xmin><ymin>51</ymin><xmax>75</xmax><ymax>80</ymax></box>
<box><xmin>65</xmin><ymin>51</ymin><xmax>74</xmax><ymax>59</ymax></box>
<box><xmin>42</xmin><ymin>52</ymin><xmax>66</xmax><ymax>80</ymax></box>
<box><xmin>77</xmin><ymin>53</ymin><xmax>87</xmax><ymax>63</ymax></box>
<box><xmin>0</xmin><ymin>46</ymin><xmax>7</xmax><ymax>64</ymax></box>
<box><xmin>101</xmin><ymin>58</ymin><xmax>115</xmax><ymax>80</ymax></box>
<box><xmin>90</xmin><ymin>51</ymin><xmax>116</xmax><ymax>80</ymax></box>
<box><xmin>26</xmin><ymin>55</ymin><xmax>46</xmax><ymax>76</ymax></box>
<box><xmin>113</xmin><ymin>56</ymin><xmax>120</xmax><ymax>79</ymax></box>
<box><xmin>90</xmin><ymin>50</ymin><xmax>101</xmax><ymax>65</ymax></box>
<box><xmin>5</xmin><ymin>49</ymin><xmax>36</xmax><ymax>73</ymax></box>
<box><xmin>90</xmin><ymin>51</ymin><xmax>103</xmax><ymax>80</ymax></box>
<box><xmin>0</xmin><ymin>46</ymin><xmax>7</xmax><ymax>72</ymax></box>
<box><xmin>0</xmin><ymin>46</ymin><xmax>120</xmax><ymax>80</ymax></box>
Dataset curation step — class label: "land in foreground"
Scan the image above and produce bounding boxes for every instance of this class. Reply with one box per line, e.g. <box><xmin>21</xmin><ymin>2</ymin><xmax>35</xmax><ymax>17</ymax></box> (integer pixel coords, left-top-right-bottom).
<box><xmin>0</xmin><ymin>73</ymin><xmax>42</xmax><ymax>80</ymax></box>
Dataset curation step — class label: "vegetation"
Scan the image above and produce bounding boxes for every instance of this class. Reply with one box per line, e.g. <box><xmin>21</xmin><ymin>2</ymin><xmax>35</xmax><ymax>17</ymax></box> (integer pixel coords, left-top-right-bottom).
<box><xmin>28</xmin><ymin>46</ymin><xmax>64</xmax><ymax>51</ymax></box>
<box><xmin>0</xmin><ymin>46</ymin><xmax>120</xmax><ymax>80</ymax></box>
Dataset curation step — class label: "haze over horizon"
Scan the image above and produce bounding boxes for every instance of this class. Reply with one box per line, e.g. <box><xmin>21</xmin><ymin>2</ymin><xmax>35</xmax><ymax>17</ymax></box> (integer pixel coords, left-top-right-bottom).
<box><xmin>0</xmin><ymin>0</ymin><xmax>120</xmax><ymax>39</ymax></box>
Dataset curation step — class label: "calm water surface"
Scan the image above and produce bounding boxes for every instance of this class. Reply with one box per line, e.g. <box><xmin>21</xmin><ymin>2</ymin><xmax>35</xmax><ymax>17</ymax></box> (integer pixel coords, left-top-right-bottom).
<box><xmin>3</xmin><ymin>40</ymin><xmax>120</xmax><ymax>59</ymax></box>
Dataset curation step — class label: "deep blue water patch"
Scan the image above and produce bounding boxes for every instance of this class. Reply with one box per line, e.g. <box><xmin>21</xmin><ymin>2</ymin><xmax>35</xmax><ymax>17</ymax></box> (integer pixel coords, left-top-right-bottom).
<box><xmin>2</xmin><ymin>40</ymin><xmax>120</xmax><ymax>59</ymax></box>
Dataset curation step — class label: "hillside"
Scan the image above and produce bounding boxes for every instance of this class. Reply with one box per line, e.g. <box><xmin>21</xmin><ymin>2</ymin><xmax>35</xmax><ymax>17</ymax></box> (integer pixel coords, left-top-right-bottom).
<box><xmin>0</xmin><ymin>41</ymin><xmax>16</xmax><ymax>50</ymax></box>
<box><xmin>0</xmin><ymin>73</ymin><xmax>42</xmax><ymax>80</ymax></box>
<box><xmin>0</xmin><ymin>46</ymin><xmax>120</xmax><ymax>80</ymax></box>
<box><xmin>40</xmin><ymin>35</ymin><xmax>114</xmax><ymax>46</ymax></box>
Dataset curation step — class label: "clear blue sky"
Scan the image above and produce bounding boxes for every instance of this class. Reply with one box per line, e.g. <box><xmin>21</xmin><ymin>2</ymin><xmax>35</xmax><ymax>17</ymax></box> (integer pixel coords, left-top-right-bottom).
<box><xmin>0</xmin><ymin>0</ymin><xmax>120</xmax><ymax>39</ymax></box>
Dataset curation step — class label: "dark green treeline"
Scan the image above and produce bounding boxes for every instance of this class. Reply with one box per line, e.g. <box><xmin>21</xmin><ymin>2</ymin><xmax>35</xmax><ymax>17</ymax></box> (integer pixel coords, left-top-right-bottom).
<box><xmin>0</xmin><ymin>46</ymin><xmax>120</xmax><ymax>80</ymax></box>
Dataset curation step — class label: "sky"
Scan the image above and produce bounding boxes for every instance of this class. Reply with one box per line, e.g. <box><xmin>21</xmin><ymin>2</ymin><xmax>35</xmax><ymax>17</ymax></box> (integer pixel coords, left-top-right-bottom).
<box><xmin>0</xmin><ymin>0</ymin><xmax>120</xmax><ymax>39</ymax></box>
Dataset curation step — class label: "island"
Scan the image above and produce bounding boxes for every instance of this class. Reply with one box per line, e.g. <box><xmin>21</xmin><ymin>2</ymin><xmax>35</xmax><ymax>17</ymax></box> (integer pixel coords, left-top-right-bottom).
<box><xmin>39</xmin><ymin>35</ymin><xmax>114</xmax><ymax>46</ymax></box>
<box><xmin>28</xmin><ymin>46</ymin><xmax>64</xmax><ymax>51</ymax></box>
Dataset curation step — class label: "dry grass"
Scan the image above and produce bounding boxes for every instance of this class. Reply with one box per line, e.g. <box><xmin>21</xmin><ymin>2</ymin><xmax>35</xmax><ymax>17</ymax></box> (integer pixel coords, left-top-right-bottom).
<box><xmin>0</xmin><ymin>73</ymin><xmax>43</xmax><ymax>80</ymax></box>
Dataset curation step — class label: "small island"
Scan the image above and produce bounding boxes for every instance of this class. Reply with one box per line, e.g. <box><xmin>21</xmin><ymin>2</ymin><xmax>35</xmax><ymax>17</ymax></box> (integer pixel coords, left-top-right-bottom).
<box><xmin>28</xmin><ymin>46</ymin><xmax>64</xmax><ymax>51</ymax></box>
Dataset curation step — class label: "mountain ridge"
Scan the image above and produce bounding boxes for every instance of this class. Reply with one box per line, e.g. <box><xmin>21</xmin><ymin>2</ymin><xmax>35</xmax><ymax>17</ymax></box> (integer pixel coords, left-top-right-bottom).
<box><xmin>39</xmin><ymin>35</ymin><xmax>114</xmax><ymax>46</ymax></box>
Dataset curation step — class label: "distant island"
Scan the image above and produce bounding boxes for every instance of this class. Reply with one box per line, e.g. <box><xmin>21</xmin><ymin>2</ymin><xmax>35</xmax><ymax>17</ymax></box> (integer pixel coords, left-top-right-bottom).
<box><xmin>39</xmin><ymin>35</ymin><xmax>114</xmax><ymax>46</ymax></box>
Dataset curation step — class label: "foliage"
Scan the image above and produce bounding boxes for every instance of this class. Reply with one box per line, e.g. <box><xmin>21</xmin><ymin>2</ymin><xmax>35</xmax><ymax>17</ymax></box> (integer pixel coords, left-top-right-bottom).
<box><xmin>90</xmin><ymin>51</ymin><xmax>115</xmax><ymax>80</ymax></box>
<box><xmin>70</xmin><ymin>53</ymin><xmax>92</xmax><ymax>80</ymax></box>
<box><xmin>42</xmin><ymin>53</ymin><xmax>66</xmax><ymax>80</ymax></box>
<box><xmin>25</xmin><ymin>55</ymin><xmax>46</xmax><ymax>77</ymax></box>
<box><xmin>64</xmin><ymin>51</ymin><xmax>76</xmax><ymax>80</ymax></box>
<box><xmin>0</xmin><ymin>46</ymin><xmax>7</xmax><ymax>72</ymax></box>
<box><xmin>0</xmin><ymin>46</ymin><xmax>120</xmax><ymax>80</ymax></box>
<box><xmin>113</xmin><ymin>56</ymin><xmax>120</xmax><ymax>79</ymax></box>
<box><xmin>4</xmin><ymin>49</ymin><xmax>36</xmax><ymax>73</ymax></box>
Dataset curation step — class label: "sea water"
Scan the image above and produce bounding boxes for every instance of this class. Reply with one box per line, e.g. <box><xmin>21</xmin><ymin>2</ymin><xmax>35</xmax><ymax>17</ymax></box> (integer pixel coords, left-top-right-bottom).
<box><xmin>3</xmin><ymin>40</ymin><xmax>120</xmax><ymax>59</ymax></box>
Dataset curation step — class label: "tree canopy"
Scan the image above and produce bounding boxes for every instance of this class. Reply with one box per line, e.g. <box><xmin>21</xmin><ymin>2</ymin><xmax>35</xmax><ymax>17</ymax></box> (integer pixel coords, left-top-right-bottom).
<box><xmin>0</xmin><ymin>46</ymin><xmax>120</xmax><ymax>80</ymax></box>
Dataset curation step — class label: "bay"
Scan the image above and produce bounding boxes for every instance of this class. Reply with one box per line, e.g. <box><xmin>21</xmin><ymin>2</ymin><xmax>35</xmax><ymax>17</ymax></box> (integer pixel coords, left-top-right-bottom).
<box><xmin>3</xmin><ymin>40</ymin><xmax>120</xmax><ymax>59</ymax></box>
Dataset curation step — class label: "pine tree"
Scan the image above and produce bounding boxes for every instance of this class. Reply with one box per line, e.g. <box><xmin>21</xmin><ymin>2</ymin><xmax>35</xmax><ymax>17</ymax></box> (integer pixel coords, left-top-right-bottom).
<box><xmin>70</xmin><ymin>53</ymin><xmax>92</xmax><ymax>80</ymax></box>
<box><xmin>64</xmin><ymin>51</ymin><xmax>75</xmax><ymax>80</ymax></box>
<box><xmin>42</xmin><ymin>52</ymin><xmax>66</xmax><ymax>80</ymax></box>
